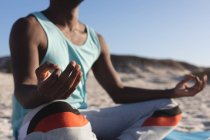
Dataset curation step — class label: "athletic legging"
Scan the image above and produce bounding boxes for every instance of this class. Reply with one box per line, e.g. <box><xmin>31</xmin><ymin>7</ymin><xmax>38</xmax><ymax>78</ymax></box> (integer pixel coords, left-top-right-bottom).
<box><xmin>19</xmin><ymin>99</ymin><xmax>181</xmax><ymax>140</ymax></box>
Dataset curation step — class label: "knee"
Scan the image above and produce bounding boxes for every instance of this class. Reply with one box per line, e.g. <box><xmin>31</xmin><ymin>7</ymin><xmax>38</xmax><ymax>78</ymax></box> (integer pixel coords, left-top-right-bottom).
<box><xmin>19</xmin><ymin>101</ymin><xmax>94</xmax><ymax>140</ymax></box>
<box><xmin>143</xmin><ymin>106</ymin><xmax>182</xmax><ymax>127</ymax></box>
<box><xmin>27</xmin><ymin>101</ymin><xmax>89</xmax><ymax>134</ymax></box>
<box><xmin>19</xmin><ymin>101</ymin><xmax>96</xmax><ymax>140</ymax></box>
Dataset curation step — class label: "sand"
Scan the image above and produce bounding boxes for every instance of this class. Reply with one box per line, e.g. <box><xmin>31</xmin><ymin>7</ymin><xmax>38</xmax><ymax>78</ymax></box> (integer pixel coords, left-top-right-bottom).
<box><xmin>0</xmin><ymin>70</ymin><xmax>210</xmax><ymax>139</ymax></box>
<box><xmin>0</xmin><ymin>73</ymin><xmax>13</xmax><ymax>140</ymax></box>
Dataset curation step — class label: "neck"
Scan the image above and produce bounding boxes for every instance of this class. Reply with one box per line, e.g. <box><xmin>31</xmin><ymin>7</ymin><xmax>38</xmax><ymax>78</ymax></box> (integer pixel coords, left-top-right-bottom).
<box><xmin>45</xmin><ymin>2</ymin><xmax>80</xmax><ymax>31</ymax></box>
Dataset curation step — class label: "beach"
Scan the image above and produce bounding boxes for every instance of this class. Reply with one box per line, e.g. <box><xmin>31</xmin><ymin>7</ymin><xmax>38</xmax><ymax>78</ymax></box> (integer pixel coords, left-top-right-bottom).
<box><xmin>0</xmin><ymin>56</ymin><xmax>210</xmax><ymax>139</ymax></box>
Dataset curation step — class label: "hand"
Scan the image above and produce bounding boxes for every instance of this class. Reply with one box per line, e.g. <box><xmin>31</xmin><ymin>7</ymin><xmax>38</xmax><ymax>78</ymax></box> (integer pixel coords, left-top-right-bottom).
<box><xmin>173</xmin><ymin>74</ymin><xmax>208</xmax><ymax>98</ymax></box>
<box><xmin>35</xmin><ymin>61</ymin><xmax>82</xmax><ymax>100</ymax></box>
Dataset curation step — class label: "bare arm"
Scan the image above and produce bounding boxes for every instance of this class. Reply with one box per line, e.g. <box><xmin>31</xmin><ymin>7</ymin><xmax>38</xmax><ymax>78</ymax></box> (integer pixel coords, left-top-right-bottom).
<box><xmin>10</xmin><ymin>17</ymin><xmax>47</xmax><ymax>108</ymax></box>
<box><xmin>92</xmin><ymin>34</ymin><xmax>207</xmax><ymax>104</ymax></box>
<box><xmin>10</xmin><ymin>17</ymin><xmax>82</xmax><ymax>109</ymax></box>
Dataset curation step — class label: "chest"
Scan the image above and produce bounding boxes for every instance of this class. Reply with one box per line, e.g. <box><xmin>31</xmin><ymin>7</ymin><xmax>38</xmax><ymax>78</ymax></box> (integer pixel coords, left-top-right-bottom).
<box><xmin>41</xmin><ymin>32</ymin><xmax>99</xmax><ymax>76</ymax></box>
<box><xmin>62</xmin><ymin>29</ymin><xmax>88</xmax><ymax>46</ymax></box>
<box><xmin>38</xmin><ymin>29</ymin><xmax>88</xmax><ymax>62</ymax></box>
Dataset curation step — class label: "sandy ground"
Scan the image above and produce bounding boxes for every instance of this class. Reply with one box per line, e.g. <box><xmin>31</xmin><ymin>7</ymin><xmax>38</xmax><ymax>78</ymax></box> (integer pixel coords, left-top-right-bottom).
<box><xmin>0</xmin><ymin>71</ymin><xmax>210</xmax><ymax>140</ymax></box>
<box><xmin>0</xmin><ymin>73</ymin><xmax>13</xmax><ymax>140</ymax></box>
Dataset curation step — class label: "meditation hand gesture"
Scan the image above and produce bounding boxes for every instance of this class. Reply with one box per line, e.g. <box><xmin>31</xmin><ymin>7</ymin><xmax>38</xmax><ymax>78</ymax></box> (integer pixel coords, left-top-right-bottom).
<box><xmin>173</xmin><ymin>74</ymin><xmax>208</xmax><ymax>98</ymax></box>
<box><xmin>35</xmin><ymin>61</ymin><xmax>82</xmax><ymax>100</ymax></box>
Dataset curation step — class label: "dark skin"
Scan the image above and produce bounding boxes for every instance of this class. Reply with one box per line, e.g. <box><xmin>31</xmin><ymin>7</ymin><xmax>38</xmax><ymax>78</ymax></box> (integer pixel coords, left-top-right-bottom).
<box><xmin>10</xmin><ymin>0</ymin><xmax>208</xmax><ymax>109</ymax></box>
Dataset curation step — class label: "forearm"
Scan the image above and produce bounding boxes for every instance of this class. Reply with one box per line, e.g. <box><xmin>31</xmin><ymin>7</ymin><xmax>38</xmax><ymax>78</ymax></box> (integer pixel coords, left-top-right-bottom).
<box><xmin>15</xmin><ymin>84</ymin><xmax>50</xmax><ymax>109</ymax></box>
<box><xmin>111</xmin><ymin>86</ymin><xmax>175</xmax><ymax>104</ymax></box>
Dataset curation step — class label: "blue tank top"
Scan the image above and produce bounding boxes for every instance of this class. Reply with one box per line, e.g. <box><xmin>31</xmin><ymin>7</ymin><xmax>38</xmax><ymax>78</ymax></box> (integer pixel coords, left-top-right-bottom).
<box><xmin>12</xmin><ymin>12</ymin><xmax>101</xmax><ymax>139</ymax></box>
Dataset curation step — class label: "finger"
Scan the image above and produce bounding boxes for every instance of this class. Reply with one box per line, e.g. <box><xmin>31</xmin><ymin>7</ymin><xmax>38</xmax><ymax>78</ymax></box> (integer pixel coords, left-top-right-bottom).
<box><xmin>45</xmin><ymin>69</ymin><xmax>62</xmax><ymax>98</ymax></box>
<box><xmin>68</xmin><ymin>64</ymin><xmax>81</xmax><ymax>87</ymax></box>
<box><xmin>36</xmin><ymin>62</ymin><xmax>59</xmax><ymax>80</ymax></box>
<box><xmin>59</xmin><ymin>61</ymin><xmax>76</xmax><ymax>82</ymax></box>
<box><xmin>188</xmin><ymin>76</ymin><xmax>202</xmax><ymax>95</ymax></box>
<box><xmin>70</xmin><ymin>71</ymin><xmax>82</xmax><ymax>89</ymax></box>
<box><xmin>60</xmin><ymin>64</ymin><xmax>81</xmax><ymax>94</ymax></box>
<box><xmin>191</xmin><ymin>75</ymin><xmax>208</xmax><ymax>95</ymax></box>
<box><xmin>36</xmin><ymin>62</ymin><xmax>59</xmax><ymax>75</ymax></box>
<box><xmin>53</xmin><ymin>64</ymin><xmax>81</xmax><ymax>99</ymax></box>
<box><xmin>179</xmin><ymin>75</ymin><xmax>206</xmax><ymax>97</ymax></box>
<box><xmin>53</xmin><ymin>61</ymin><xmax>77</xmax><ymax>95</ymax></box>
<box><xmin>57</xmin><ymin>63</ymin><xmax>80</xmax><ymax>93</ymax></box>
<box><xmin>38</xmin><ymin>69</ymin><xmax>60</xmax><ymax>92</ymax></box>
<box><xmin>176</xmin><ymin>75</ymin><xmax>195</xmax><ymax>87</ymax></box>
<box><xmin>185</xmin><ymin>74</ymin><xmax>196</xmax><ymax>81</ymax></box>
<box><xmin>199</xmin><ymin>75</ymin><xmax>208</xmax><ymax>91</ymax></box>
<box><xmin>203</xmin><ymin>75</ymin><xmax>208</xmax><ymax>85</ymax></box>
<box><xmin>63</xmin><ymin>71</ymin><xmax>82</xmax><ymax>99</ymax></box>
<box><xmin>195</xmin><ymin>76</ymin><xmax>202</xmax><ymax>91</ymax></box>
<box><xmin>44</xmin><ymin>69</ymin><xmax>60</xmax><ymax>85</ymax></box>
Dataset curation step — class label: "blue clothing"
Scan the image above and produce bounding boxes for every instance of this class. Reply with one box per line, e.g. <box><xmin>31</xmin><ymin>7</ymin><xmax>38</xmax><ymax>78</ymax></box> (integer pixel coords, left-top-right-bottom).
<box><xmin>164</xmin><ymin>131</ymin><xmax>210</xmax><ymax>140</ymax></box>
<box><xmin>12</xmin><ymin>12</ymin><xmax>101</xmax><ymax>139</ymax></box>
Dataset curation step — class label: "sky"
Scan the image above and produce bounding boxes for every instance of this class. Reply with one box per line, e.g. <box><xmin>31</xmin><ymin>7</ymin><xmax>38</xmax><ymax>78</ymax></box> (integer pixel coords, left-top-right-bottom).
<box><xmin>0</xmin><ymin>0</ymin><xmax>210</xmax><ymax>67</ymax></box>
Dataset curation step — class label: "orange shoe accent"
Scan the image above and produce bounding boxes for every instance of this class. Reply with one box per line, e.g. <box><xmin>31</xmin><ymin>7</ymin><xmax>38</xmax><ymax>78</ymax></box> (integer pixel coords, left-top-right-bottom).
<box><xmin>142</xmin><ymin>114</ymin><xmax>182</xmax><ymax>127</ymax></box>
<box><xmin>33</xmin><ymin>112</ymin><xmax>89</xmax><ymax>132</ymax></box>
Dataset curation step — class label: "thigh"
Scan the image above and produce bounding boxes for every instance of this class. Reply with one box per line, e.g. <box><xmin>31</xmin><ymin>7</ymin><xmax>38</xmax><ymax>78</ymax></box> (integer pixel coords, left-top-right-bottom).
<box><xmin>80</xmin><ymin>99</ymin><xmax>176</xmax><ymax>140</ymax></box>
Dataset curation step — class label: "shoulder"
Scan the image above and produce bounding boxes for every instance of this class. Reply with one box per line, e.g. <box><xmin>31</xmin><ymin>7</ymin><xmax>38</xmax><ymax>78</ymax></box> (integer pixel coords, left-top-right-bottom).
<box><xmin>11</xmin><ymin>15</ymin><xmax>40</xmax><ymax>35</ymax></box>
<box><xmin>10</xmin><ymin>15</ymin><xmax>44</xmax><ymax>45</ymax></box>
<box><xmin>96</xmin><ymin>33</ymin><xmax>110</xmax><ymax>55</ymax></box>
<box><xmin>96</xmin><ymin>33</ymin><xmax>103</xmax><ymax>41</ymax></box>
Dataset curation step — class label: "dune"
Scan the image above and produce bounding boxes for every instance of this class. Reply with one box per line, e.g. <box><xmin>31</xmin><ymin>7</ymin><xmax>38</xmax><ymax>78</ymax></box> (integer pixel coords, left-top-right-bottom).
<box><xmin>0</xmin><ymin>55</ymin><xmax>209</xmax><ymax>139</ymax></box>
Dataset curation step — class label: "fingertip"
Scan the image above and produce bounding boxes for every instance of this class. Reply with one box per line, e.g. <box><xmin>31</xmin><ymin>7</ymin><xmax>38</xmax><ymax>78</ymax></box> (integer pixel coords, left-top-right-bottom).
<box><xmin>52</xmin><ymin>63</ymin><xmax>58</xmax><ymax>67</ymax></box>
<box><xmin>186</xmin><ymin>74</ymin><xmax>195</xmax><ymax>78</ymax></box>
<box><xmin>54</xmin><ymin>68</ymin><xmax>61</xmax><ymax>76</ymax></box>
<box><xmin>54</xmin><ymin>65</ymin><xmax>61</xmax><ymax>71</ymax></box>
<box><xmin>75</xmin><ymin>71</ymin><xmax>82</xmax><ymax>79</ymax></box>
<box><xmin>196</xmin><ymin>76</ymin><xmax>201</xmax><ymax>82</ymax></box>
<box><xmin>79</xmin><ymin>71</ymin><xmax>83</xmax><ymax>77</ymax></box>
<box><xmin>181</xmin><ymin>75</ymin><xmax>193</xmax><ymax>83</ymax></box>
<box><xmin>75</xmin><ymin>64</ymin><xmax>81</xmax><ymax>70</ymax></box>
<box><xmin>43</xmin><ymin>62</ymin><xmax>60</xmax><ymax>70</ymax></box>
<box><xmin>204</xmin><ymin>74</ymin><xmax>208</xmax><ymax>81</ymax></box>
<box><xmin>45</xmin><ymin>61</ymin><xmax>55</xmax><ymax>67</ymax></box>
<box><xmin>44</xmin><ymin>61</ymin><xmax>50</xmax><ymax>65</ymax></box>
<box><xmin>76</xmin><ymin>71</ymin><xmax>82</xmax><ymax>81</ymax></box>
<box><xmin>70</xmin><ymin>60</ymin><xmax>76</xmax><ymax>66</ymax></box>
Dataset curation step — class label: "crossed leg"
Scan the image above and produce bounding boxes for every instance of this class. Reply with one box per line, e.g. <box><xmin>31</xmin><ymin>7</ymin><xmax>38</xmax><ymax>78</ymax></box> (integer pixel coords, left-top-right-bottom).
<box><xmin>81</xmin><ymin>99</ymin><xmax>182</xmax><ymax>140</ymax></box>
<box><xmin>18</xmin><ymin>101</ymin><xmax>97</xmax><ymax>140</ymax></box>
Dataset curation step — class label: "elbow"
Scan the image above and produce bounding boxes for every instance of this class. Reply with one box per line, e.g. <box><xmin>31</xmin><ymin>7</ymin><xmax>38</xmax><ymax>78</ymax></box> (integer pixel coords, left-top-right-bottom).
<box><xmin>112</xmin><ymin>97</ymin><xmax>122</xmax><ymax>104</ymax></box>
<box><xmin>107</xmin><ymin>86</ymin><xmax>124</xmax><ymax>104</ymax></box>
<box><xmin>112</xmin><ymin>95</ymin><xmax>127</xmax><ymax>104</ymax></box>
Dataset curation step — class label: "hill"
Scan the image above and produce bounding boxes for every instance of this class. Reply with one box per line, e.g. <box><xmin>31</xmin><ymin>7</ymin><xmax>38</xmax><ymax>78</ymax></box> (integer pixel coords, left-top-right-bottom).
<box><xmin>0</xmin><ymin>55</ymin><xmax>208</xmax><ymax>77</ymax></box>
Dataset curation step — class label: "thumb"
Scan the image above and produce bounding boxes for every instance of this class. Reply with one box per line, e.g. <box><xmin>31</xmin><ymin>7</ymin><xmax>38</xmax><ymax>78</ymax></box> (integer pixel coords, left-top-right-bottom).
<box><xmin>176</xmin><ymin>74</ymin><xmax>195</xmax><ymax>88</ymax></box>
<box><xmin>35</xmin><ymin>62</ymin><xmax>60</xmax><ymax>81</ymax></box>
<box><xmin>203</xmin><ymin>74</ymin><xmax>208</xmax><ymax>84</ymax></box>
